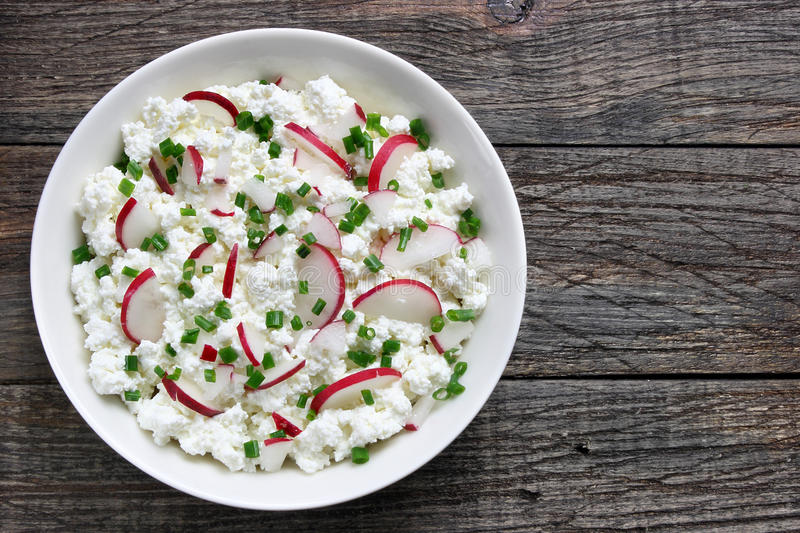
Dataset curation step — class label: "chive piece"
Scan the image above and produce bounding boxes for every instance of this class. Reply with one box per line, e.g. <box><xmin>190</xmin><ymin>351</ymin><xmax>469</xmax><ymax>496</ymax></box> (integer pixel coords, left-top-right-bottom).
<box><xmin>194</xmin><ymin>315</ymin><xmax>217</xmax><ymax>333</ymax></box>
<box><xmin>268</xmin><ymin>141</ymin><xmax>281</xmax><ymax>159</ymax></box>
<box><xmin>202</xmin><ymin>265</ymin><xmax>213</xmax><ymax>274</ymax></box>
<box><xmin>363</xmin><ymin>254</ymin><xmax>383</xmax><ymax>273</ymax></box>
<box><xmin>180</xmin><ymin>207</ymin><xmax>196</xmax><ymax>216</ymax></box>
<box><xmin>433</xmin><ymin>387</ymin><xmax>451</xmax><ymax>400</ymax></box>
<box><xmin>416</xmin><ymin>132</ymin><xmax>430</xmax><ymax>150</ymax></box>
<box><xmin>382</xmin><ymin>339</ymin><xmax>401</xmax><ymax>354</ymax></box>
<box><xmin>291</xmin><ymin>315</ymin><xmax>303</xmax><ymax>331</ymax></box>
<box><xmin>347</xmin><ymin>350</ymin><xmax>376</xmax><ymax>368</ymax></box>
<box><xmin>409</xmin><ymin>118</ymin><xmax>425</xmax><ymax>136</ymax></box>
<box><xmin>269</xmin><ymin>429</ymin><xmax>287</xmax><ymax>439</ymax></box>
<box><xmin>446</xmin><ymin>309</ymin><xmax>475</xmax><ymax>322</ymax></box>
<box><xmin>173</xmin><ymin>143</ymin><xmax>185</xmax><ymax>157</ymax></box>
<box><xmin>118</xmin><ymin>178</ymin><xmax>135</xmax><ymax>197</ymax></box>
<box><xmin>274</xmin><ymin>224</ymin><xmax>288</xmax><ymax>236</ymax></box>
<box><xmin>297</xmin><ymin>182</ymin><xmax>311</xmax><ymax>197</ymax></box>
<box><xmin>358</xmin><ymin>325</ymin><xmax>376</xmax><ymax>340</ymax></box>
<box><xmin>165</xmin><ymin>165</ymin><xmax>179</xmax><ymax>184</ymax></box>
<box><xmin>124</xmin><ymin>355</ymin><xmax>138</xmax><ymax>372</ymax></box>
<box><xmin>248</xmin><ymin>205</ymin><xmax>265</xmax><ymax>224</ymax></box>
<box><xmin>114</xmin><ymin>151</ymin><xmax>130</xmax><ymax>173</ymax></box>
<box><xmin>183</xmin><ymin>258</ymin><xmax>195</xmax><ymax>281</ymax></box>
<box><xmin>447</xmin><ymin>375</ymin><xmax>466</xmax><ymax>395</ymax></box>
<box><xmin>296</xmin><ymin>243</ymin><xmax>311</xmax><ymax>258</ymax></box>
<box><xmin>266</xmin><ymin>310</ymin><xmax>284</xmax><ymax>329</ymax></box>
<box><xmin>463</xmin><ymin>208</ymin><xmax>474</xmax><ymax>219</ymax></box>
<box><xmin>380</xmin><ymin>355</ymin><xmax>392</xmax><ymax>368</ymax></box>
<box><xmin>247</xmin><ymin>228</ymin><xmax>266</xmax><ymax>249</ymax></box>
<box><xmin>342</xmin><ymin>135</ymin><xmax>357</xmax><ymax>154</ymax></box>
<box><xmin>298</xmin><ymin>234</ymin><xmax>315</xmax><ymax>247</ymax></box>
<box><xmin>256</xmin><ymin>114</ymin><xmax>273</xmax><ymax>132</ymax></box>
<box><xmin>387</xmin><ymin>179</ymin><xmax>399</xmax><ymax>192</ymax></box>
<box><xmin>214</xmin><ymin>301</ymin><xmax>232</xmax><ymax>320</ymax></box>
<box><xmin>342</xmin><ymin>309</ymin><xmax>356</xmax><ymax>323</ymax></box>
<box><xmin>459</xmin><ymin>209</ymin><xmax>482</xmax><ymax>238</ymax></box>
<box><xmin>306</xmin><ymin>205</ymin><xmax>320</xmax><ymax>213</ymax></box>
<box><xmin>366</xmin><ymin>113</ymin><xmax>380</xmax><ymax>130</ymax></box>
<box><xmin>306</xmin><ymin>409</ymin><xmax>317</xmax><ymax>421</ymax></box>
<box><xmin>204</xmin><ymin>369</ymin><xmax>216</xmax><ymax>383</ymax></box>
<box><xmin>127</xmin><ymin>160</ymin><xmax>144</xmax><ymax>181</ymax></box>
<box><xmin>298</xmin><ymin>280</ymin><xmax>309</xmax><ymax>294</ymax></box>
<box><xmin>338</xmin><ymin>219</ymin><xmax>355</xmax><ymax>234</ymax></box>
<box><xmin>458</xmin><ymin>247</ymin><xmax>468</xmax><ymax>260</ymax></box>
<box><xmin>425</xmin><ymin>198</ymin><xmax>433</xmax><ymax>208</ymax></box>
<box><xmin>431</xmin><ymin>172</ymin><xmax>445</xmax><ymax>188</ymax></box>
<box><xmin>159</xmin><ymin>138</ymin><xmax>175</xmax><ymax>158</ymax></box>
<box><xmin>94</xmin><ymin>264</ymin><xmax>111</xmax><ymax>279</ymax></box>
<box><xmin>245</xmin><ymin>369</ymin><xmax>265</xmax><ymax>389</ymax></box>
<box><xmin>246</xmin><ymin>364</ymin><xmax>254</xmax><ymax>377</ymax></box>
<box><xmin>412</xmin><ymin>217</ymin><xmax>428</xmax><ymax>232</ymax></box>
<box><xmin>177</xmin><ymin>282</ymin><xmax>194</xmax><ymax>299</ymax></box>
<box><xmin>236</xmin><ymin>111</ymin><xmax>254</xmax><ymax>130</ymax></box>
<box><xmin>243</xmin><ymin>440</ymin><xmax>260</xmax><ymax>458</ymax></box>
<box><xmin>297</xmin><ymin>393</ymin><xmax>308</xmax><ymax>408</ymax></box>
<box><xmin>443</xmin><ymin>348</ymin><xmax>459</xmax><ymax>365</ymax></box>
<box><xmin>181</xmin><ymin>328</ymin><xmax>200</xmax><ymax>344</ymax></box>
<box><xmin>351</xmin><ymin>447</ymin><xmax>369</xmax><ymax>464</ymax></box>
<box><xmin>166</xmin><ymin>367</ymin><xmax>181</xmax><ymax>381</ymax></box>
<box><xmin>353</xmin><ymin>176</ymin><xmax>368</xmax><ymax>187</ymax></box>
<box><xmin>364</xmin><ymin>139</ymin><xmax>374</xmax><ymax>159</ymax></box>
<box><xmin>312</xmin><ymin>384</ymin><xmax>328</xmax><ymax>396</ymax></box>
<box><xmin>165</xmin><ymin>343</ymin><xmax>177</xmax><ymax>357</ymax></box>
<box><xmin>124</xmin><ymin>390</ymin><xmax>141</xmax><ymax>402</ymax></box>
<box><xmin>151</xmin><ymin>233</ymin><xmax>168</xmax><ymax>251</ymax></box>
<box><xmin>218</xmin><ymin>346</ymin><xmax>239</xmax><ymax>364</ymax></box>
<box><xmin>140</xmin><ymin>237</ymin><xmax>152</xmax><ymax>251</ymax></box>
<box><xmin>454</xmin><ymin>361</ymin><xmax>468</xmax><ymax>377</ymax></box>
<box><xmin>262</xmin><ymin>352</ymin><xmax>275</xmax><ymax>368</ymax></box>
<box><xmin>202</xmin><ymin>227</ymin><xmax>217</xmax><ymax>244</ymax></box>
<box><xmin>311</xmin><ymin>298</ymin><xmax>326</xmax><ymax>316</ymax></box>
<box><xmin>349</xmin><ymin>126</ymin><xmax>366</xmax><ymax>147</ymax></box>
<box><xmin>275</xmin><ymin>192</ymin><xmax>293</xmax><ymax>214</ymax></box>
<box><xmin>430</xmin><ymin>315</ymin><xmax>445</xmax><ymax>332</ymax></box>
<box><xmin>154</xmin><ymin>365</ymin><xmax>165</xmax><ymax>378</ymax></box>
<box><xmin>234</xmin><ymin>192</ymin><xmax>246</xmax><ymax>209</ymax></box>
<box><xmin>350</xmin><ymin>203</ymin><xmax>370</xmax><ymax>226</ymax></box>
<box><xmin>397</xmin><ymin>227</ymin><xmax>412</xmax><ymax>252</ymax></box>
<box><xmin>361</xmin><ymin>389</ymin><xmax>375</xmax><ymax>406</ymax></box>
<box><xmin>253</xmin><ymin>174</ymin><xmax>264</xmax><ymax>182</ymax></box>
<box><xmin>72</xmin><ymin>244</ymin><xmax>93</xmax><ymax>264</ymax></box>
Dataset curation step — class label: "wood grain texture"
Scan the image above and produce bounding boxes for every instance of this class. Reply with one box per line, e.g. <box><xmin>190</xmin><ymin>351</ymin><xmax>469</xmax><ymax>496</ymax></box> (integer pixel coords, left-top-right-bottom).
<box><xmin>2</xmin><ymin>0</ymin><xmax>800</xmax><ymax>145</ymax></box>
<box><xmin>2</xmin><ymin>380</ymin><xmax>799</xmax><ymax>531</ymax></box>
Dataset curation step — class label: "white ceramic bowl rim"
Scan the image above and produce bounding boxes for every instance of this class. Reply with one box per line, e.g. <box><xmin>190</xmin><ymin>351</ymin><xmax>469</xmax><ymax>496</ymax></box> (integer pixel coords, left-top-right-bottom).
<box><xmin>31</xmin><ymin>28</ymin><xmax>526</xmax><ymax>510</ymax></box>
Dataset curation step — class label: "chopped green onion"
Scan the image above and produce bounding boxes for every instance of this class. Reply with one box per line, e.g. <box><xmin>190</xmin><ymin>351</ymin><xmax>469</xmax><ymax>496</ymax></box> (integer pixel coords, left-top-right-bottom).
<box><xmin>351</xmin><ymin>446</ymin><xmax>369</xmax><ymax>464</ymax></box>
<box><xmin>297</xmin><ymin>393</ymin><xmax>309</xmax><ymax>408</ymax></box>
<box><xmin>306</xmin><ymin>205</ymin><xmax>320</xmax><ymax>213</ymax></box>
<box><xmin>302</xmin><ymin>232</ymin><xmax>317</xmax><ymax>245</ymax></box>
<box><xmin>173</xmin><ymin>143</ymin><xmax>185</xmax><ymax>157</ymax></box>
<box><xmin>140</xmin><ymin>237</ymin><xmax>152</xmax><ymax>251</ymax></box>
<box><xmin>380</xmin><ymin>355</ymin><xmax>392</xmax><ymax>368</ymax></box>
<box><xmin>234</xmin><ymin>192</ymin><xmax>246</xmax><ymax>209</ymax></box>
<box><xmin>291</xmin><ymin>315</ymin><xmax>303</xmax><ymax>331</ymax></box>
<box><xmin>364</xmin><ymin>139</ymin><xmax>374</xmax><ymax>159</ymax></box>
<box><xmin>297</xmin><ymin>182</ymin><xmax>311</xmax><ymax>197</ymax></box>
<box><xmin>447</xmin><ymin>375</ymin><xmax>466</xmax><ymax>395</ymax></box>
<box><xmin>202</xmin><ymin>227</ymin><xmax>217</xmax><ymax>244</ymax></box>
<box><xmin>425</xmin><ymin>198</ymin><xmax>433</xmax><ymax>208</ymax></box>
<box><xmin>347</xmin><ymin>350</ymin><xmax>376</xmax><ymax>368</ymax></box>
<box><xmin>274</xmin><ymin>224</ymin><xmax>288</xmax><ymax>236</ymax></box>
<box><xmin>218</xmin><ymin>346</ymin><xmax>239</xmax><ymax>364</ymax></box>
<box><xmin>342</xmin><ymin>135</ymin><xmax>357</xmax><ymax>154</ymax></box>
<box><xmin>214</xmin><ymin>301</ymin><xmax>232</xmax><ymax>320</ymax></box>
<box><xmin>245</xmin><ymin>369</ymin><xmax>265</xmax><ymax>388</ymax></box>
<box><xmin>154</xmin><ymin>365</ymin><xmax>165</xmax><ymax>378</ymax></box>
<box><xmin>387</xmin><ymin>179</ymin><xmax>399</xmax><ymax>192</ymax></box>
<box><xmin>243</xmin><ymin>440</ymin><xmax>260</xmax><ymax>458</ymax></box>
<box><xmin>124</xmin><ymin>355</ymin><xmax>138</xmax><ymax>372</ymax></box>
<box><xmin>409</xmin><ymin>118</ymin><xmax>425</xmax><ymax>137</ymax></box>
<box><xmin>114</xmin><ymin>151</ymin><xmax>130</xmax><ymax>173</ymax></box>
<box><xmin>338</xmin><ymin>219</ymin><xmax>355</xmax><ymax>234</ymax></box>
<box><xmin>366</xmin><ymin>113</ymin><xmax>381</xmax><ymax>131</ymax></box>
<box><xmin>349</xmin><ymin>126</ymin><xmax>366</xmax><ymax>147</ymax></box>
<box><xmin>159</xmin><ymin>138</ymin><xmax>175</xmax><ymax>158</ymax></box>
<box><xmin>298</xmin><ymin>280</ymin><xmax>309</xmax><ymax>294</ymax></box>
<box><xmin>363</xmin><ymin>254</ymin><xmax>383</xmax><ymax>273</ymax></box>
<box><xmin>262</xmin><ymin>352</ymin><xmax>275</xmax><ymax>368</ymax></box>
<box><xmin>118</xmin><ymin>178</ymin><xmax>135</xmax><ymax>197</ymax></box>
<box><xmin>349</xmin><ymin>203</ymin><xmax>370</xmax><ymax>226</ymax></box>
<box><xmin>306</xmin><ymin>409</ymin><xmax>317</xmax><ymax>421</ymax></box>
<box><xmin>94</xmin><ymin>264</ymin><xmax>111</xmax><ymax>279</ymax></box>
<box><xmin>382</xmin><ymin>339</ymin><xmax>401</xmax><ymax>354</ymax></box>
<box><xmin>275</xmin><ymin>192</ymin><xmax>294</xmax><ymax>214</ymax></box>
<box><xmin>194</xmin><ymin>315</ymin><xmax>217</xmax><ymax>333</ymax></box>
<box><xmin>268</xmin><ymin>141</ymin><xmax>281</xmax><ymax>159</ymax></box>
<box><xmin>357</xmin><ymin>325</ymin><xmax>376</xmax><ymax>339</ymax></box>
<box><xmin>431</xmin><ymin>172</ymin><xmax>445</xmax><ymax>188</ymax></box>
<box><xmin>459</xmin><ymin>210</ymin><xmax>481</xmax><ymax>238</ymax></box>
<box><xmin>72</xmin><ymin>244</ymin><xmax>93</xmax><ymax>264</ymax></box>
<box><xmin>454</xmin><ymin>361</ymin><xmax>468</xmax><ymax>377</ymax></box>
<box><xmin>181</xmin><ymin>328</ymin><xmax>200</xmax><ymax>344</ymax></box>
<box><xmin>312</xmin><ymin>384</ymin><xmax>327</xmax><ymax>396</ymax></box>
<box><xmin>165</xmin><ymin>165</ymin><xmax>178</xmax><ymax>184</ymax></box>
<box><xmin>178</xmin><ymin>282</ymin><xmax>194</xmax><ymax>299</ymax></box>
<box><xmin>180</xmin><ymin>207</ymin><xmax>196</xmax><ymax>216</ymax></box>
<box><xmin>266</xmin><ymin>310</ymin><xmax>284</xmax><ymax>329</ymax></box>
<box><xmin>246</xmin><ymin>364</ymin><xmax>254</xmax><ymax>377</ymax></box>
<box><xmin>361</xmin><ymin>389</ymin><xmax>375</xmax><ymax>405</ymax></box>
<box><xmin>202</xmin><ymin>265</ymin><xmax>213</xmax><ymax>274</ymax></box>
<box><xmin>247</xmin><ymin>228</ymin><xmax>266</xmax><ymax>249</ymax></box>
<box><xmin>342</xmin><ymin>309</ymin><xmax>356</xmax><ymax>323</ymax></box>
<box><xmin>459</xmin><ymin>247</ymin><xmax>468</xmax><ymax>260</ymax></box>
<box><xmin>353</xmin><ymin>176</ymin><xmax>368</xmax><ymax>187</ymax></box>
<box><xmin>236</xmin><ymin>111</ymin><xmax>254</xmax><ymax>130</ymax></box>
<box><xmin>256</xmin><ymin>114</ymin><xmax>273</xmax><ymax>133</ymax></box>
<box><xmin>127</xmin><ymin>159</ymin><xmax>143</xmax><ymax>181</ymax></box>
<box><xmin>430</xmin><ymin>315</ymin><xmax>444</xmax><ymax>332</ymax></box>
<box><xmin>166</xmin><ymin>367</ymin><xmax>182</xmax><ymax>381</ymax></box>
<box><xmin>254</xmin><ymin>174</ymin><xmax>264</xmax><ymax>182</ymax></box>
<box><xmin>204</xmin><ymin>369</ymin><xmax>216</xmax><ymax>383</ymax></box>
<box><xmin>412</xmin><ymin>217</ymin><xmax>428</xmax><ymax>232</ymax></box>
<box><xmin>296</xmin><ymin>243</ymin><xmax>311</xmax><ymax>258</ymax></box>
<box><xmin>248</xmin><ymin>205</ymin><xmax>264</xmax><ymax>224</ymax></box>
<box><xmin>416</xmin><ymin>132</ymin><xmax>430</xmax><ymax>150</ymax></box>
<box><xmin>433</xmin><ymin>387</ymin><xmax>451</xmax><ymax>400</ymax></box>
<box><xmin>311</xmin><ymin>298</ymin><xmax>326</xmax><ymax>316</ymax></box>
<box><xmin>443</xmin><ymin>348</ymin><xmax>459</xmax><ymax>365</ymax></box>
<box><xmin>165</xmin><ymin>343</ymin><xmax>177</xmax><ymax>357</ymax></box>
<box><xmin>151</xmin><ymin>233</ymin><xmax>168</xmax><ymax>251</ymax></box>
<box><xmin>269</xmin><ymin>429</ymin><xmax>287</xmax><ymax>439</ymax></box>
<box><xmin>182</xmin><ymin>258</ymin><xmax>195</xmax><ymax>280</ymax></box>
<box><xmin>124</xmin><ymin>390</ymin><xmax>141</xmax><ymax>402</ymax></box>
<box><xmin>446</xmin><ymin>309</ymin><xmax>475</xmax><ymax>322</ymax></box>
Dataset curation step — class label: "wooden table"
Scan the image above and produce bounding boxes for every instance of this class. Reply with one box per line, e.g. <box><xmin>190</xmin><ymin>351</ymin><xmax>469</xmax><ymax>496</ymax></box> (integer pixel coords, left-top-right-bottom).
<box><xmin>2</xmin><ymin>1</ymin><xmax>799</xmax><ymax>530</ymax></box>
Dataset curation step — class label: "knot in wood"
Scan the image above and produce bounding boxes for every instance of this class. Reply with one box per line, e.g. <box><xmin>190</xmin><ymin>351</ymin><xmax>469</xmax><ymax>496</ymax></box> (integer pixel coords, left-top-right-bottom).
<box><xmin>487</xmin><ymin>0</ymin><xmax>533</xmax><ymax>24</ymax></box>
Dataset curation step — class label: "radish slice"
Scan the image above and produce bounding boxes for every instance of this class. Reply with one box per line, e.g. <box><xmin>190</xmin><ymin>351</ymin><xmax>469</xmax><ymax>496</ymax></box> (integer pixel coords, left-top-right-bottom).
<box><xmin>305</xmin><ymin>212</ymin><xmax>341</xmax><ymax>250</ymax></box>
<box><xmin>367</xmin><ymin>135</ymin><xmax>418</xmax><ymax>191</ymax></box>
<box><xmin>241</xmin><ymin>177</ymin><xmax>276</xmax><ymax>212</ymax></box>
<box><xmin>222</xmin><ymin>244</ymin><xmax>238</xmax><ymax>299</ymax></box>
<box><xmin>353</xmin><ymin>279</ymin><xmax>441</xmax><ymax>324</ymax></box>
<box><xmin>183</xmin><ymin>91</ymin><xmax>239</xmax><ymax>128</ymax></box>
<box><xmin>236</xmin><ymin>322</ymin><xmax>265</xmax><ymax>366</ymax></box>
<box><xmin>272</xmin><ymin>412</ymin><xmax>302</xmax><ymax>437</ymax></box>
<box><xmin>120</xmin><ymin>268</ymin><xmax>165</xmax><ymax>344</ymax></box>
<box><xmin>295</xmin><ymin>243</ymin><xmax>345</xmax><ymax>329</ymax></box>
<box><xmin>115</xmin><ymin>197</ymin><xmax>159</xmax><ymax>251</ymax></box>
<box><xmin>313</xmin><ymin>102</ymin><xmax>367</xmax><ymax>155</ymax></box>
<box><xmin>404</xmin><ymin>394</ymin><xmax>436</xmax><ymax>431</ymax></box>
<box><xmin>261</xmin><ymin>438</ymin><xmax>293</xmax><ymax>472</ymax></box>
<box><xmin>323</xmin><ymin>200</ymin><xmax>351</xmax><ymax>219</ymax></box>
<box><xmin>254</xmin><ymin>359</ymin><xmax>307</xmax><ymax>390</ymax></box>
<box><xmin>380</xmin><ymin>224</ymin><xmax>461</xmax><ymax>271</ymax></box>
<box><xmin>180</xmin><ymin>145</ymin><xmax>203</xmax><ymax>186</ymax></box>
<box><xmin>253</xmin><ymin>230</ymin><xmax>282</xmax><ymax>260</ymax></box>
<box><xmin>275</xmin><ymin>75</ymin><xmax>303</xmax><ymax>90</ymax></box>
<box><xmin>362</xmin><ymin>190</ymin><xmax>397</xmax><ymax>226</ymax></box>
<box><xmin>309</xmin><ymin>368</ymin><xmax>402</xmax><ymax>412</ymax></box>
<box><xmin>309</xmin><ymin>320</ymin><xmax>347</xmax><ymax>354</ymax></box>
<box><xmin>462</xmin><ymin>237</ymin><xmax>492</xmax><ymax>270</ymax></box>
<box><xmin>203</xmin><ymin>364</ymin><xmax>235</xmax><ymax>400</ymax></box>
<box><xmin>214</xmin><ymin>146</ymin><xmax>232</xmax><ymax>183</ymax></box>
<box><xmin>294</xmin><ymin>148</ymin><xmax>334</xmax><ymax>185</ymax></box>
<box><xmin>161</xmin><ymin>376</ymin><xmax>224</xmax><ymax>417</ymax></box>
<box><xmin>429</xmin><ymin>320</ymin><xmax>474</xmax><ymax>354</ymax></box>
<box><xmin>284</xmin><ymin>122</ymin><xmax>352</xmax><ymax>179</ymax></box>
<box><xmin>188</xmin><ymin>243</ymin><xmax>215</xmax><ymax>270</ymax></box>
<box><xmin>148</xmin><ymin>156</ymin><xmax>174</xmax><ymax>195</ymax></box>
<box><xmin>207</xmin><ymin>183</ymin><xmax>233</xmax><ymax>216</ymax></box>
<box><xmin>200</xmin><ymin>343</ymin><xmax>218</xmax><ymax>362</ymax></box>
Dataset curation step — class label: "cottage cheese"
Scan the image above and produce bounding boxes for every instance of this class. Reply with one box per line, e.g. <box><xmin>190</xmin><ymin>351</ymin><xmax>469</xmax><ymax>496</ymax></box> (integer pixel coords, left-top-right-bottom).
<box><xmin>71</xmin><ymin>76</ymin><xmax>491</xmax><ymax>473</ymax></box>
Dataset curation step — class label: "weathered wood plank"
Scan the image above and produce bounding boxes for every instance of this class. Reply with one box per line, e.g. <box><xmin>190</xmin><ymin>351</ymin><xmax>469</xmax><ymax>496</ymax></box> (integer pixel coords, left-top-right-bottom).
<box><xmin>2</xmin><ymin>380</ymin><xmax>799</xmax><ymax>531</ymax></box>
<box><xmin>3</xmin><ymin>146</ymin><xmax>799</xmax><ymax>382</ymax></box>
<box><xmin>2</xmin><ymin>1</ymin><xmax>800</xmax><ymax>145</ymax></box>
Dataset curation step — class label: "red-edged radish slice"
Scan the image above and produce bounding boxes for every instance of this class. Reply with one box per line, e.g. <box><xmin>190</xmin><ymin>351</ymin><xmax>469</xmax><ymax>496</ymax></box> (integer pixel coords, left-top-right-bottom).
<box><xmin>207</xmin><ymin>183</ymin><xmax>234</xmax><ymax>216</ymax></box>
<box><xmin>200</xmin><ymin>344</ymin><xmax>218</xmax><ymax>362</ymax></box>
<box><xmin>261</xmin><ymin>438</ymin><xmax>293</xmax><ymax>472</ymax></box>
<box><xmin>183</xmin><ymin>91</ymin><xmax>239</xmax><ymax>128</ymax></box>
<box><xmin>429</xmin><ymin>320</ymin><xmax>474</xmax><ymax>354</ymax></box>
<box><xmin>293</xmin><ymin>147</ymin><xmax>334</xmax><ymax>184</ymax></box>
<box><xmin>148</xmin><ymin>156</ymin><xmax>174</xmax><ymax>195</ymax></box>
<box><xmin>309</xmin><ymin>320</ymin><xmax>347</xmax><ymax>354</ymax></box>
<box><xmin>313</xmin><ymin>102</ymin><xmax>367</xmax><ymax>155</ymax></box>
<box><xmin>222</xmin><ymin>243</ymin><xmax>238</xmax><ymax>299</ymax></box>
<box><xmin>161</xmin><ymin>376</ymin><xmax>223</xmax><ymax>417</ymax></box>
<box><xmin>188</xmin><ymin>243</ymin><xmax>215</xmax><ymax>270</ymax></box>
<box><xmin>462</xmin><ymin>237</ymin><xmax>492</xmax><ymax>270</ymax></box>
<box><xmin>202</xmin><ymin>364</ymin><xmax>235</xmax><ymax>400</ymax></box>
<box><xmin>404</xmin><ymin>394</ymin><xmax>436</xmax><ymax>431</ymax></box>
<box><xmin>380</xmin><ymin>224</ymin><xmax>461</xmax><ymax>271</ymax></box>
<box><xmin>236</xmin><ymin>322</ymin><xmax>265</xmax><ymax>366</ymax></box>
<box><xmin>284</xmin><ymin>122</ymin><xmax>352</xmax><ymax>179</ymax></box>
<box><xmin>323</xmin><ymin>200</ymin><xmax>351</xmax><ymax>219</ymax></box>
<box><xmin>253</xmin><ymin>230</ymin><xmax>282</xmax><ymax>260</ymax></box>
<box><xmin>362</xmin><ymin>190</ymin><xmax>397</xmax><ymax>225</ymax></box>
<box><xmin>241</xmin><ymin>176</ymin><xmax>276</xmax><ymax>212</ymax></box>
<box><xmin>295</xmin><ymin>243</ymin><xmax>345</xmax><ymax>329</ymax></box>
<box><xmin>272</xmin><ymin>412</ymin><xmax>302</xmax><ymax>437</ymax></box>
<box><xmin>305</xmin><ymin>212</ymin><xmax>341</xmax><ymax>250</ymax></box>
<box><xmin>115</xmin><ymin>197</ymin><xmax>159</xmax><ymax>251</ymax></box>
<box><xmin>353</xmin><ymin>279</ymin><xmax>441</xmax><ymax>324</ymax></box>
<box><xmin>310</xmin><ymin>368</ymin><xmax>402</xmax><ymax>412</ymax></box>
<box><xmin>367</xmin><ymin>134</ymin><xmax>418</xmax><ymax>191</ymax></box>
<box><xmin>254</xmin><ymin>359</ymin><xmax>306</xmax><ymax>390</ymax></box>
<box><xmin>121</xmin><ymin>268</ymin><xmax>165</xmax><ymax>344</ymax></box>
<box><xmin>180</xmin><ymin>145</ymin><xmax>203</xmax><ymax>186</ymax></box>
<box><xmin>214</xmin><ymin>146</ymin><xmax>232</xmax><ymax>184</ymax></box>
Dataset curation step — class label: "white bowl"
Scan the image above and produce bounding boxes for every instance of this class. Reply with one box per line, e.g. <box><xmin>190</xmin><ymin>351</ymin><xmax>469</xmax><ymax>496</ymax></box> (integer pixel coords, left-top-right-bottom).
<box><xmin>31</xmin><ymin>29</ymin><xmax>526</xmax><ymax>510</ymax></box>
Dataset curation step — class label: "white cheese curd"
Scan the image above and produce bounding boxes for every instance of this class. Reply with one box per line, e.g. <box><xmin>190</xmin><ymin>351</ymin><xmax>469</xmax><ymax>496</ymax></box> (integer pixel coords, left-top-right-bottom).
<box><xmin>71</xmin><ymin>76</ymin><xmax>491</xmax><ymax>474</ymax></box>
